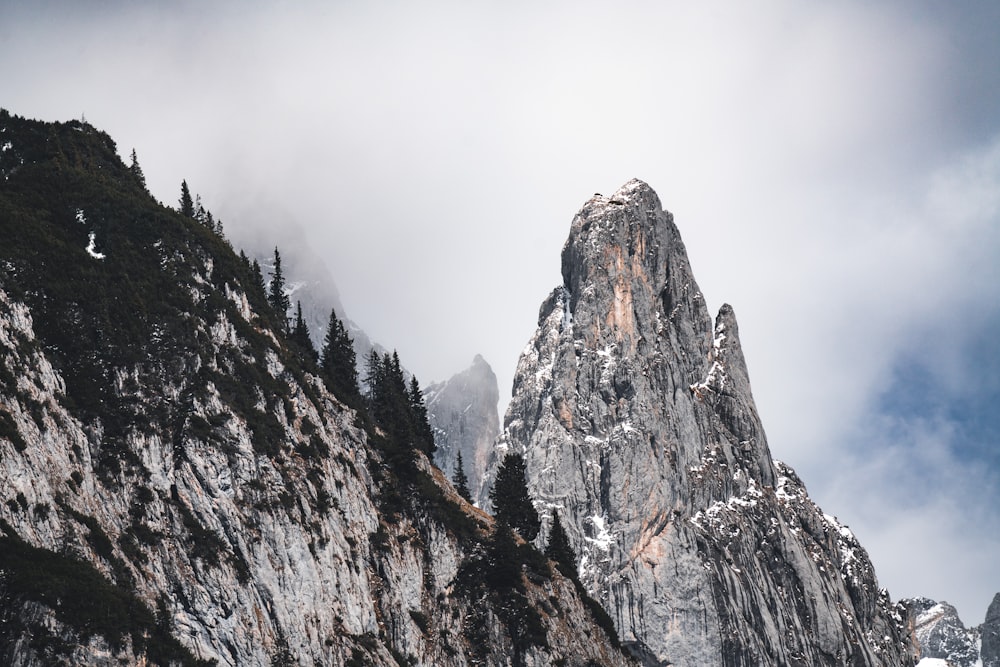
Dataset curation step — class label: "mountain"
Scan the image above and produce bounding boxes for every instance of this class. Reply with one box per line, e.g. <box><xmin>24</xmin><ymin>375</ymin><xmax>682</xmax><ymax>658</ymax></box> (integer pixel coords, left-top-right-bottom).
<box><xmin>0</xmin><ymin>111</ymin><xmax>631</xmax><ymax>666</ymax></box>
<box><xmin>425</xmin><ymin>355</ymin><xmax>500</xmax><ymax>500</ymax></box>
<box><xmin>903</xmin><ymin>598</ymin><xmax>979</xmax><ymax>667</ymax></box>
<box><xmin>488</xmin><ymin>178</ymin><xmax>913</xmax><ymax>665</ymax></box>
<box><xmin>903</xmin><ymin>593</ymin><xmax>1000</xmax><ymax>667</ymax></box>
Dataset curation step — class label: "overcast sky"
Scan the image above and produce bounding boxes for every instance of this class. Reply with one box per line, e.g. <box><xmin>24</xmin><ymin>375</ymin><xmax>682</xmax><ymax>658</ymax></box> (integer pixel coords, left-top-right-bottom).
<box><xmin>3</xmin><ymin>0</ymin><xmax>998</xmax><ymax>623</ymax></box>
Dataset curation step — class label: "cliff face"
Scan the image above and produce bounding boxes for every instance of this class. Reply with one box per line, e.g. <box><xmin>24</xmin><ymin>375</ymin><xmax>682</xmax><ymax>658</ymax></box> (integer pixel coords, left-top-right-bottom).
<box><xmin>984</xmin><ymin>594</ymin><xmax>1000</xmax><ymax>667</ymax></box>
<box><xmin>903</xmin><ymin>598</ymin><xmax>980</xmax><ymax>667</ymax></box>
<box><xmin>0</xmin><ymin>112</ymin><xmax>630</xmax><ymax>667</ymax></box>
<box><xmin>491</xmin><ymin>179</ymin><xmax>913</xmax><ymax>666</ymax></box>
<box><xmin>426</xmin><ymin>354</ymin><xmax>500</xmax><ymax>498</ymax></box>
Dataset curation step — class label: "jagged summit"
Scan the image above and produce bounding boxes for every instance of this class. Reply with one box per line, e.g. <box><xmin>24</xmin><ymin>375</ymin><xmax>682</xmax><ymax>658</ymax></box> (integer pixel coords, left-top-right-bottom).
<box><xmin>491</xmin><ymin>179</ymin><xmax>912</xmax><ymax>665</ymax></box>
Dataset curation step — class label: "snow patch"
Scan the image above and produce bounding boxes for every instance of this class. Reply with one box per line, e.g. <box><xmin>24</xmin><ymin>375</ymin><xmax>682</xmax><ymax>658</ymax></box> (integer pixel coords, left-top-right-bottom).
<box><xmin>85</xmin><ymin>232</ymin><xmax>105</xmax><ymax>260</ymax></box>
<box><xmin>584</xmin><ymin>514</ymin><xmax>614</xmax><ymax>551</ymax></box>
<box><xmin>75</xmin><ymin>208</ymin><xmax>87</xmax><ymax>224</ymax></box>
<box><xmin>1</xmin><ymin>141</ymin><xmax>11</xmax><ymax>153</ymax></box>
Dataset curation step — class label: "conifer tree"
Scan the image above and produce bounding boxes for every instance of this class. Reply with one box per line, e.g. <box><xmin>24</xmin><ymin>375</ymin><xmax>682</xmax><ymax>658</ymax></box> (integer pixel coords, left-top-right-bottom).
<box><xmin>544</xmin><ymin>511</ymin><xmax>577</xmax><ymax>580</ymax></box>
<box><xmin>363</xmin><ymin>348</ymin><xmax>382</xmax><ymax>402</ymax></box>
<box><xmin>129</xmin><ymin>148</ymin><xmax>146</xmax><ymax>189</ymax></box>
<box><xmin>453</xmin><ymin>451</ymin><xmax>473</xmax><ymax>502</ymax></box>
<box><xmin>490</xmin><ymin>453</ymin><xmax>540</xmax><ymax>541</ymax></box>
<box><xmin>179</xmin><ymin>180</ymin><xmax>194</xmax><ymax>218</ymax></box>
<box><xmin>408</xmin><ymin>375</ymin><xmax>436</xmax><ymax>456</ymax></box>
<box><xmin>267</xmin><ymin>247</ymin><xmax>291</xmax><ymax>332</ymax></box>
<box><xmin>250</xmin><ymin>258</ymin><xmax>267</xmax><ymax>302</ymax></box>
<box><xmin>290</xmin><ymin>301</ymin><xmax>317</xmax><ymax>362</ymax></box>
<box><xmin>485</xmin><ymin>518</ymin><xmax>521</xmax><ymax>591</ymax></box>
<box><xmin>320</xmin><ymin>307</ymin><xmax>359</xmax><ymax>405</ymax></box>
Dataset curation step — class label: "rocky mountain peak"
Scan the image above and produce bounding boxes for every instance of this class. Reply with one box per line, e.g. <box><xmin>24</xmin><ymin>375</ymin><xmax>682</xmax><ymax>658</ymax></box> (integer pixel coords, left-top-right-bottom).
<box><xmin>425</xmin><ymin>355</ymin><xmax>500</xmax><ymax>497</ymax></box>
<box><xmin>492</xmin><ymin>179</ymin><xmax>912</xmax><ymax>665</ymax></box>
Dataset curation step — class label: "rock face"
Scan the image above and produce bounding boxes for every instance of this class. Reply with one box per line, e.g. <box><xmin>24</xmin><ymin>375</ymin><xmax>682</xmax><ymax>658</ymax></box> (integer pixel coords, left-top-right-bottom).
<box><xmin>903</xmin><ymin>598</ymin><xmax>979</xmax><ymax>667</ymax></box>
<box><xmin>490</xmin><ymin>178</ymin><xmax>913</xmax><ymax>665</ymax></box>
<box><xmin>982</xmin><ymin>594</ymin><xmax>1000</xmax><ymax>667</ymax></box>
<box><xmin>426</xmin><ymin>355</ymin><xmax>501</xmax><ymax>498</ymax></box>
<box><xmin>0</xmin><ymin>112</ymin><xmax>631</xmax><ymax>667</ymax></box>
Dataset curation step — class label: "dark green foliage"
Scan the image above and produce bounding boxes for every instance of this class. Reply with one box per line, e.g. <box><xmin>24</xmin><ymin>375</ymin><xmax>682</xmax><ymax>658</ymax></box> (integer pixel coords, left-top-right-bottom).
<box><xmin>289</xmin><ymin>301</ymin><xmax>317</xmax><ymax>364</ymax></box>
<box><xmin>0</xmin><ymin>534</ymin><xmax>212</xmax><ymax>666</ymax></box>
<box><xmin>0</xmin><ymin>113</ymin><xmax>290</xmax><ymax>454</ymax></box>
<box><xmin>453</xmin><ymin>451</ymin><xmax>473</xmax><ymax>502</ymax></box>
<box><xmin>544</xmin><ymin>511</ymin><xmax>577</xmax><ymax>580</ymax></box>
<box><xmin>128</xmin><ymin>148</ymin><xmax>145</xmax><ymax>190</ymax></box>
<box><xmin>366</xmin><ymin>350</ymin><xmax>436</xmax><ymax>458</ymax></box>
<box><xmin>408</xmin><ymin>375</ymin><xmax>435</xmax><ymax>456</ymax></box>
<box><xmin>179</xmin><ymin>179</ymin><xmax>194</xmax><ymax>217</ymax></box>
<box><xmin>267</xmin><ymin>247</ymin><xmax>291</xmax><ymax>332</ymax></box>
<box><xmin>319</xmin><ymin>307</ymin><xmax>361</xmax><ymax>407</ymax></box>
<box><xmin>490</xmin><ymin>453</ymin><xmax>540</xmax><ymax>541</ymax></box>
<box><xmin>485</xmin><ymin>520</ymin><xmax>521</xmax><ymax>590</ymax></box>
<box><xmin>455</xmin><ymin>521</ymin><xmax>549</xmax><ymax>658</ymax></box>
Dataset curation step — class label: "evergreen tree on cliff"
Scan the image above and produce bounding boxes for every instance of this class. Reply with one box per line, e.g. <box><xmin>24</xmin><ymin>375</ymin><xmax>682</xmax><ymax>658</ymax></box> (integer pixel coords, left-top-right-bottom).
<box><xmin>129</xmin><ymin>148</ymin><xmax>146</xmax><ymax>190</ymax></box>
<box><xmin>267</xmin><ymin>247</ymin><xmax>290</xmax><ymax>332</ymax></box>
<box><xmin>545</xmin><ymin>511</ymin><xmax>577</xmax><ymax>580</ymax></box>
<box><xmin>290</xmin><ymin>301</ymin><xmax>317</xmax><ymax>363</ymax></box>
<box><xmin>490</xmin><ymin>453</ymin><xmax>540</xmax><ymax>541</ymax></box>
<box><xmin>178</xmin><ymin>179</ymin><xmax>194</xmax><ymax>218</ymax></box>
<box><xmin>453</xmin><ymin>451</ymin><xmax>473</xmax><ymax>502</ymax></box>
<box><xmin>408</xmin><ymin>375</ymin><xmax>435</xmax><ymax>456</ymax></box>
<box><xmin>319</xmin><ymin>307</ymin><xmax>360</xmax><ymax>407</ymax></box>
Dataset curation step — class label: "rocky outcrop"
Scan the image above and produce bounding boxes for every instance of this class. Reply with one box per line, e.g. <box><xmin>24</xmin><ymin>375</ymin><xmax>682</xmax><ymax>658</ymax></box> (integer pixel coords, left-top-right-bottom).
<box><xmin>490</xmin><ymin>179</ymin><xmax>913</xmax><ymax>665</ymax></box>
<box><xmin>0</xmin><ymin>112</ymin><xmax>632</xmax><ymax>667</ymax></box>
<box><xmin>426</xmin><ymin>354</ymin><xmax>500</xmax><ymax>498</ymax></box>
<box><xmin>982</xmin><ymin>594</ymin><xmax>1000</xmax><ymax>667</ymax></box>
<box><xmin>903</xmin><ymin>598</ymin><xmax>979</xmax><ymax>667</ymax></box>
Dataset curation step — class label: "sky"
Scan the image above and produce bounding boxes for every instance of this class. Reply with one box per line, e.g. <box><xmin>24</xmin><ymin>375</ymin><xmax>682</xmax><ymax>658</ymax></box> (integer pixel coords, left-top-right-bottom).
<box><xmin>2</xmin><ymin>0</ymin><xmax>999</xmax><ymax>623</ymax></box>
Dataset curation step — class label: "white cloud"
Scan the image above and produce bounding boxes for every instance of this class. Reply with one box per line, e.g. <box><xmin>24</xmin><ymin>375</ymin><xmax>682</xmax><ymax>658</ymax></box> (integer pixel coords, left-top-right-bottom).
<box><xmin>3</xmin><ymin>0</ymin><xmax>999</xmax><ymax>624</ymax></box>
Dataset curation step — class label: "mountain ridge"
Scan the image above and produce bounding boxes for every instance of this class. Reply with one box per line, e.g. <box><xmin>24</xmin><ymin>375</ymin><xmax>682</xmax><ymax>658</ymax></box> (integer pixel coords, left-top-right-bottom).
<box><xmin>0</xmin><ymin>110</ymin><xmax>632</xmax><ymax>666</ymax></box>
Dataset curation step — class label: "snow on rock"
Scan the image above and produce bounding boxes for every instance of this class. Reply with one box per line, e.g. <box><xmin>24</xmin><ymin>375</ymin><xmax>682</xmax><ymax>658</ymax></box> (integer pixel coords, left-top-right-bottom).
<box><xmin>491</xmin><ymin>179</ymin><xmax>912</xmax><ymax>666</ymax></box>
<box><xmin>85</xmin><ymin>231</ymin><xmax>105</xmax><ymax>259</ymax></box>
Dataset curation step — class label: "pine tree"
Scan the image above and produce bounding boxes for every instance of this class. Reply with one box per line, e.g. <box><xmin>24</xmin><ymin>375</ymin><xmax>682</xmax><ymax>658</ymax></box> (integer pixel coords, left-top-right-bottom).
<box><xmin>319</xmin><ymin>308</ymin><xmax>359</xmax><ymax>405</ymax></box>
<box><xmin>485</xmin><ymin>518</ymin><xmax>521</xmax><ymax>591</ymax></box>
<box><xmin>250</xmin><ymin>259</ymin><xmax>266</xmax><ymax>297</ymax></box>
<box><xmin>408</xmin><ymin>375</ymin><xmax>435</xmax><ymax>456</ymax></box>
<box><xmin>490</xmin><ymin>453</ymin><xmax>540</xmax><ymax>541</ymax></box>
<box><xmin>179</xmin><ymin>180</ymin><xmax>194</xmax><ymax>218</ymax></box>
<box><xmin>290</xmin><ymin>301</ymin><xmax>317</xmax><ymax>363</ymax></box>
<box><xmin>363</xmin><ymin>348</ymin><xmax>382</xmax><ymax>403</ymax></box>
<box><xmin>129</xmin><ymin>148</ymin><xmax>146</xmax><ymax>189</ymax></box>
<box><xmin>544</xmin><ymin>511</ymin><xmax>577</xmax><ymax>580</ymax></box>
<box><xmin>453</xmin><ymin>451</ymin><xmax>473</xmax><ymax>502</ymax></box>
<box><xmin>267</xmin><ymin>247</ymin><xmax>291</xmax><ymax>332</ymax></box>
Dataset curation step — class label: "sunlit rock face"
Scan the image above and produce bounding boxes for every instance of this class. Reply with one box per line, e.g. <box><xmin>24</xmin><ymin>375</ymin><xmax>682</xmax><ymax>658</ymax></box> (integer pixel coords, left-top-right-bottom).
<box><xmin>426</xmin><ymin>354</ymin><xmax>500</xmax><ymax>499</ymax></box>
<box><xmin>491</xmin><ymin>178</ymin><xmax>914</xmax><ymax>666</ymax></box>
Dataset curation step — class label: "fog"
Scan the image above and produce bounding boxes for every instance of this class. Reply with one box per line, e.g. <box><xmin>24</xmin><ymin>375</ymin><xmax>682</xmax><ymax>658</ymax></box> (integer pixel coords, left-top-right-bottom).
<box><xmin>3</xmin><ymin>0</ymin><xmax>999</xmax><ymax>622</ymax></box>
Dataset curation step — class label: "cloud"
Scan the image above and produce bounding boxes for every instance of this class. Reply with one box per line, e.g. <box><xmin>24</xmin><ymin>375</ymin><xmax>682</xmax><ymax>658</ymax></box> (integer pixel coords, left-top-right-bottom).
<box><xmin>3</xmin><ymin>0</ymin><xmax>999</xmax><ymax>623</ymax></box>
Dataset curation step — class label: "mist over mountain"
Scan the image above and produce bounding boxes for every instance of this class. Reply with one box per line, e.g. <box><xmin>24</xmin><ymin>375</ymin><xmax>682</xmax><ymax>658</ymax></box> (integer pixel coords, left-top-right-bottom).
<box><xmin>1</xmin><ymin>110</ymin><xmax>997</xmax><ymax>665</ymax></box>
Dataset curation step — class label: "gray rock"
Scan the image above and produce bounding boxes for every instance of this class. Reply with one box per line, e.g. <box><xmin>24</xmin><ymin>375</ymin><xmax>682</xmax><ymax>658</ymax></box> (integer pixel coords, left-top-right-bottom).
<box><xmin>903</xmin><ymin>597</ymin><xmax>979</xmax><ymax>667</ymax></box>
<box><xmin>983</xmin><ymin>593</ymin><xmax>1000</xmax><ymax>667</ymax></box>
<box><xmin>425</xmin><ymin>354</ymin><xmax>500</xmax><ymax>498</ymax></box>
<box><xmin>490</xmin><ymin>178</ymin><xmax>913</xmax><ymax>665</ymax></box>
